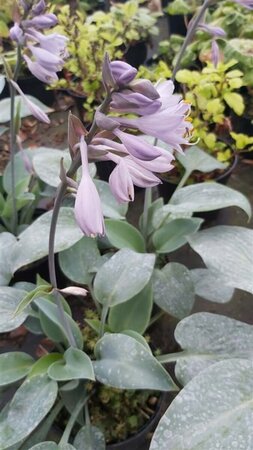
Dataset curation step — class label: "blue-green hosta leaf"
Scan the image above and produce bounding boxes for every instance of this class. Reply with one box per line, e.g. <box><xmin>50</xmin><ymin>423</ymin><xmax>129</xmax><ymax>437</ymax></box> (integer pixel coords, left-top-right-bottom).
<box><xmin>3</xmin><ymin>151</ymin><xmax>33</xmax><ymax>195</ymax></box>
<box><xmin>177</xmin><ymin>146</ymin><xmax>227</xmax><ymax>173</ymax></box>
<box><xmin>0</xmin><ymin>375</ymin><xmax>58</xmax><ymax>449</ymax></box>
<box><xmin>28</xmin><ymin>353</ymin><xmax>63</xmax><ymax>378</ymax></box>
<box><xmin>0</xmin><ymin>232</ymin><xmax>16</xmax><ymax>285</ymax></box>
<box><xmin>0</xmin><ymin>96</ymin><xmax>53</xmax><ymax>123</ymax></box>
<box><xmin>191</xmin><ymin>268</ymin><xmax>234</xmax><ymax>303</ymax></box>
<box><xmin>12</xmin><ymin>207</ymin><xmax>83</xmax><ymax>272</ymax></box>
<box><xmin>108</xmin><ymin>282</ymin><xmax>153</xmax><ymax>334</ymax></box>
<box><xmin>188</xmin><ymin>226</ymin><xmax>253</xmax><ymax>294</ymax></box>
<box><xmin>93</xmin><ymin>333</ymin><xmax>178</xmax><ymax>391</ymax></box>
<box><xmin>48</xmin><ymin>347</ymin><xmax>95</xmax><ymax>381</ymax></box>
<box><xmin>94</xmin><ymin>180</ymin><xmax>128</xmax><ymax>219</ymax></box>
<box><xmin>33</xmin><ymin>148</ymin><xmax>71</xmax><ymax>187</ymax></box>
<box><xmin>35</xmin><ymin>298</ymin><xmax>83</xmax><ymax>349</ymax></box>
<box><xmin>0</xmin><ymin>352</ymin><xmax>34</xmax><ymax>387</ymax></box>
<box><xmin>169</xmin><ymin>182</ymin><xmax>251</xmax><ymax>218</ymax></box>
<box><xmin>93</xmin><ymin>249</ymin><xmax>155</xmax><ymax>306</ymax></box>
<box><xmin>150</xmin><ymin>359</ymin><xmax>253</xmax><ymax>450</ymax></box>
<box><xmin>58</xmin><ymin>237</ymin><xmax>100</xmax><ymax>285</ymax></box>
<box><xmin>105</xmin><ymin>219</ymin><xmax>145</xmax><ymax>253</ymax></box>
<box><xmin>153</xmin><ymin>263</ymin><xmax>195</xmax><ymax>319</ymax></box>
<box><xmin>174</xmin><ymin>313</ymin><xmax>253</xmax><ymax>385</ymax></box>
<box><xmin>28</xmin><ymin>444</ymin><xmax>76</xmax><ymax>450</ymax></box>
<box><xmin>0</xmin><ymin>287</ymin><xmax>29</xmax><ymax>332</ymax></box>
<box><xmin>152</xmin><ymin>218</ymin><xmax>203</xmax><ymax>253</ymax></box>
<box><xmin>74</xmin><ymin>425</ymin><xmax>105</xmax><ymax>450</ymax></box>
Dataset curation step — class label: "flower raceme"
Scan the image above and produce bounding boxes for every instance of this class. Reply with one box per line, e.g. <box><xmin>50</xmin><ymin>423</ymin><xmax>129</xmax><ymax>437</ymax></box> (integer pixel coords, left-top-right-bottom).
<box><xmin>71</xmin><ymin>58</ymin><xmax>191</xmax><ymax>236</ymax></box>
<box><xmin>9</xmin><ymin>0</ymin><xmax>68</xmax><ymax>122</ymax></box>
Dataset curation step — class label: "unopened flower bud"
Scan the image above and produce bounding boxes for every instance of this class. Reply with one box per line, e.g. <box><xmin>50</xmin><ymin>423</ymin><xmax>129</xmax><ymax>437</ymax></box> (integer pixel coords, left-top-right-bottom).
<box><xmin>110</xmin><ymin>60</ymin><xmax>137</xmax><ymax>87</ymax></box>
<box><xmin>32</xmin><ymin>0</ymin><xmax>46</xmax><ymax>15</ymax></box>
<box><xmin>9</xmin><ymin>23</ymin><xmax>24</xmax><ymax>44</ymax></box>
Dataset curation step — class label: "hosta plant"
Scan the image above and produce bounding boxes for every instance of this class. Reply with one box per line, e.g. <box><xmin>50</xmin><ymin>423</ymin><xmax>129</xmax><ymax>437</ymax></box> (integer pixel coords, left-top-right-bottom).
<box><xmin>0</xmin><ymin>0</ymin><xmax>253</xmax><ymax>448</ymax></box>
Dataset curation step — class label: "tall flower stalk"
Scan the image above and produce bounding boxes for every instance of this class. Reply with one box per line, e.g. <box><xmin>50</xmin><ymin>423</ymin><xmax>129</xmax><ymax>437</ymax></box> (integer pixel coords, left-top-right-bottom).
<box><xmin>6</xmin><ymin>0</ymin><xmax>68</xmax><ymax>234</ymax></box>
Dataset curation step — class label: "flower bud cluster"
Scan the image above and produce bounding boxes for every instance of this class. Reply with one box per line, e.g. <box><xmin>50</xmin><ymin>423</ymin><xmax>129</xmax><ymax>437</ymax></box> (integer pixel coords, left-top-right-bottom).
<box><xmin>73</xmin><ymin>57</ymin><xmax>193</xmax><ymax>237</ymax></box>
<box><xmin>9</xmin><ymin>0</ymin><xmax>68</xmax><ymax>85</ymax></box>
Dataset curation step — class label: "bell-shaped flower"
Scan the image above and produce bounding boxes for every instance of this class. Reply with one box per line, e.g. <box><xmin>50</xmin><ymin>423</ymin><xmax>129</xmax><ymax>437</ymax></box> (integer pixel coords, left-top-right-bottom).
<box><xmin>117</xmin><ymin>103</ymin><xmax>192</xmax><ymax>153</ymax></box>
<box><xmin>26</xmin><ymin>30</ymin><xmax>68</xmax><ymax>57</ymax></box>
<box><xmin>23</xmin><ymin>13</ymin><xmax>58</xmax><ymax>29</ymax></box>
<box><xmin>109</xmin><ymin>156</ymin><xmax>135</xmax><ymax>203</ymax></box>
<box><xmin>10</xmin><ymin>80</ymin><xmax>50</xmax><ymax>123</ymax></box>
<box><xmin>129</xmin><ymin>78</ymin><xmax>160</xmax><ymax>100</ymax></box>
<box><xmin>155</xmin><ymin>80</ymin><xmax>182</xmax><ymax>111</ymax></box>
<box><xmin>113</xmin><ymin>129</ymin><xmax>162</xmax><ymax>161</ymax></box>
<box><xmin>23</xmin><ymin>55</ymin><xmax>58</xmax><ymax>84</ymax></box>
<box><xmin>74</xmin><ymin>137</ymin><xmax>105</xmax><ymax>237</ymax></box>
<box><xmin>124</xmin><ymin>156</ymin><xmax>162</xmax><ymax>188</ymax></box>
<box><xmin>28</xmin><ymin>45</ymin><xmax>64</xmax><ymax>72</ymax></box>
<box><xmin>110</xmin><ymin>60</ymin><xmax>137</xmax><ymax>87</ymax></box>
<box><xmin>110</xmin><ymin>91</ymin><xmax>161</xmax><ymax>115</ymax></box>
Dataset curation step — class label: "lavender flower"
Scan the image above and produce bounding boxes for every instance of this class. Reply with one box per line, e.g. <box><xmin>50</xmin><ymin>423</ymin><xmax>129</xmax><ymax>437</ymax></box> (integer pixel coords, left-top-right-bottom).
<box><xmin>198</xmin><ymin>23</ymin><xmax>226</xmax><ymax>68</ymax></box>
<box><xmin>74</xmin><ymin>137</ymin><xmax>105</xmax><ymax>237</ymax></box>
<box><xmin>9</xmin><ymin>0</ymin><xmax>68</xmax><ymax>86</ymax></box>
<box><xmin>233</xmin><ymin>0</ymin><xmax>253</xmax><ymax>8</ymax></box>
<box><xmin>10</xmin><ymin>80</ymin><xmax>50</xmax><ymax>123</ymax></box>
<box><xmin>71</xmin><ymin>57</ymin><xmax>192</xmax><ymax>234</ymax></box>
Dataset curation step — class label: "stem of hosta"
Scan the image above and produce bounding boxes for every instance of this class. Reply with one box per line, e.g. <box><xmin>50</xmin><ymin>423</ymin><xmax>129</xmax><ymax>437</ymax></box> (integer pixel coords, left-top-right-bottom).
<box><xmin>48</xmin><ymin>94</ymin><xmax>112</xmax><ymax>347</ymax></box>
<box><xmin>142</xmin><ymin>187</ymin><xmax>152</xmax><ymax>243</ymax></box>
<box><xmin>172</xmin><ymin>0</ymin><xmax>216</xmax><ymax>80</ymax></box>
<box><xmin>9</xmin><ymin>45</ymin><xmax>22</xmax><ymax>235</ymax></box>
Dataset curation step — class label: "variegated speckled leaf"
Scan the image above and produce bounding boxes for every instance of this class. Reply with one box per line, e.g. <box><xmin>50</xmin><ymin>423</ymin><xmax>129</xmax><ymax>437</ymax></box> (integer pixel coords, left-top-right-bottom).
<box><xmin>74</xmin><ymin>425</ymin><xmax>105</xmax><ymax>450</ymax></box>
<box><xmin>153</xmin><ymin>263</ymin><xmax>195</xmax><ymax>319</ymax></box>
<box><xmin>59</xmin><ymin>237</ymin><xmax>100</xmax><ymax>285</ymax></box>
<box><xmin>169</xmin><ymin>182</ymin><xmax>251</xmax><ymax>217</ymax></box>
<box><xmin>0</xmin><ymin>287</ymin><xmax>29</xmax><ymax>332</ymax></box>
<box><xmin>191</xmin><ymin>268</ymin><xmax>234</xmax><ymax>303</ymax></box>
<box><xmin>33</xmin><ymin>148</ymin><xmax>71</xmax><ymax>187</ymax></box>
<box><xmin>174</xmin><ymin>312</ymin><xmax>253</xmax><ymax>385</ymax></box>
<box><xmin>93</xmin><ymin>333</ymin><xmax>178</xmax><ymax>391</ymax></box>
<box><xmin>0</xmin><ymin>375</ymin><xmax>58</xmax><ymax>448</ymax></box>
<box><xmin>0</xmin><ymin>233</ymin><xmax>16</xmax><ymax>285</ymax></box>
<box><xmin>188</xmin><ymin>226</ymin><xmax>253</xmax><ymax>294</ymax></box>
<box><xmin>93</xmin><ymin>249</ymin><xmax>155</xmax><ymax>307</ymax></box>
<box><xmin>177</xmin><ymin>146</ymin><xmax>227</xmax><ymax>173</ymax></box>
<box><xmin>12</xmin><ymin>207</ymin><xmax>83</xmax><ymax>272</ymax></box>
<box><xmin>0</xmin><ymin>352</ymin><xmax>34</xmax><ymax>387</ymax></box>
<box><xmin>150</xmin><ymin>359</ymin><xmax>253</xmax><ymax>450</ymax></box>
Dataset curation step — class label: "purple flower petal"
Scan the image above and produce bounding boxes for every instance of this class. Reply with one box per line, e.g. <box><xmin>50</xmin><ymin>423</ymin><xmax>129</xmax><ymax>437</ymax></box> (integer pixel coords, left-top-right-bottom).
<box><xmin>129</xmin><ymin>78</ymin><xmax>160</xmax><ymax>100</ymax></box>
<box><xmin>110</xmin><ymin>91</ymin><xmax>161</xmax><ymax>115</ymax></box>
<box><xmin>114</xmin><ymin>129</ymin><xmax>162</xmax><ymax>161</ymax></box>
<box><xmin>10</xmin><ymin>80</ymin><xmax>50</xmax><ymax>124</ymax></box>
<box><xmin>23</xmin><ymin>55</ymin><xmax>58</xmax><ymax>84</ymax></box>
<box><xmin>211</xmin><ymin>39</ymin><xmax>220</xmax><ymax>67</ymax></box>
<box><xmin>109</xmin><ymin>158</ymin><xmax>135</xmax><ymax>203</ymax></box>
<box><xmin>110</xmin><ymin>61</ymin><xmax>137</xmax><ymax>87</ymax></box>
<box><xmin>9</xmin><ymin>23</ymin><xmax>24</xmax><ymax>44</ymax></box>
<box><xmin>233</xmin><ymin>0</ymin><xmax>253</xmax><ymax>9</ymax></box>
<box><xmin>75</xmin><ymin>137</ymin><xmax>105</xmax><ymax>237</ymax></box>
<box><xmin>28</xmin><ymin>45</ymin><xmax>64</xmax><ymax>72</ymax></box>
<box><xmin>23</xmin><ymin>13</ymin><xmax>58</xmax><ymax>29</ymax></box>
<box><xmin>199</xmin><ymin>23</ymin><xmax>226</xmax><ymax>37</ymax></box>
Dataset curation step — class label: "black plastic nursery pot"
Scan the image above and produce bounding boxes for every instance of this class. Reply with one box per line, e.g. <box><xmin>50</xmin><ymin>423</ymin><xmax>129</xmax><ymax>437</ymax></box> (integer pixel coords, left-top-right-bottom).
<box><xmin>106</xmin><ymin>393</ymin><xmax>172</xmax><ymax>450</ymax></box>
<box><xmin>124</xmin><ymin>41</ymin><xmax>148</xmax><ymax>69</ymax></box>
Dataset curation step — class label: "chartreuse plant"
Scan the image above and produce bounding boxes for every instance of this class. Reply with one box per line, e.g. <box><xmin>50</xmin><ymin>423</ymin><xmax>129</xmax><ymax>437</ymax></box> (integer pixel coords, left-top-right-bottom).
<box><xmin>176</xmin><ymin>60</ymin><xmax>251</xmax><ymax>162</ymax></box>
<box><xmin>51</xmin><ymin>0</ymin><xmax>159</xmax><ymax>121</ymax></box>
